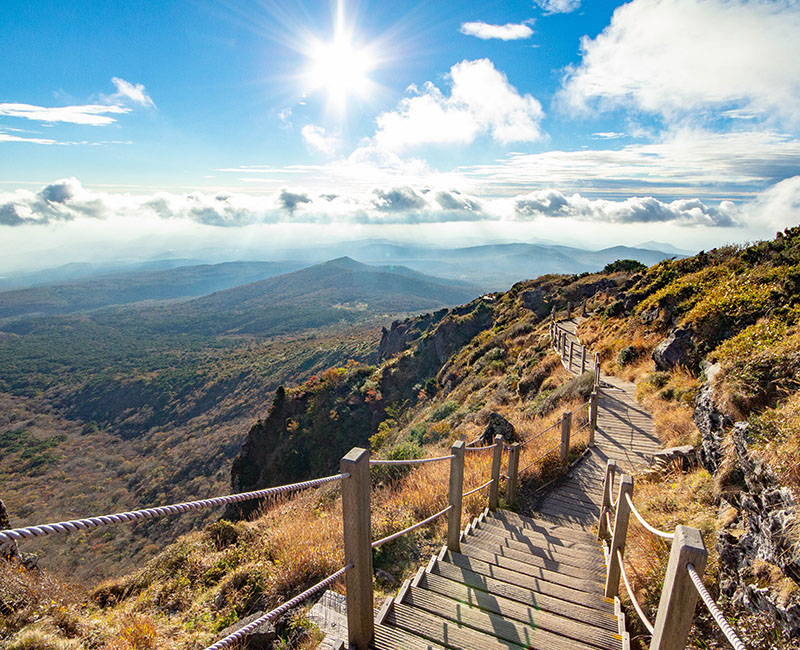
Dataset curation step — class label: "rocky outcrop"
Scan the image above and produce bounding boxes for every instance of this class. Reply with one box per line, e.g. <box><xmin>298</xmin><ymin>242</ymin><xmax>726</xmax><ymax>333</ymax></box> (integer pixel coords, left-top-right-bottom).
<box><xmin>652</xmin><ymin>327</ymin><xmax>696</xmax><ymax>370</ymax></box>
<box><xmin>480</xmin><ymin>413</ymin><xmax>520</xmax><ymax>445</ymax></box>
<box><xmin>717</xmin><ymin>423</ymin><xmax>800</xmax><ymax>634</ymax></box>
<box><xmin>694</xmin><ymin>370</ymin><xmax>800</xmax><ymax>637</ymax></box>
<box><xmin>520</xmin><ymin>288</ymin><xmax>550</xmax><ymax>318</ymax></box>
<box><xmin>693</xmin><ymin>363</ymin><xmax>730</xmax><ymax>473</ymax></box>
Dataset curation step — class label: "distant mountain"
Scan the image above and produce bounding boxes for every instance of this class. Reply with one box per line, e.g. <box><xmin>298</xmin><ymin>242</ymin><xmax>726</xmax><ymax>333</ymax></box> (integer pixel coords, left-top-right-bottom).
<box><xmin>114</xmin><ymin>257</ymin><xmax>483</xmax><ymax>336</ymax></box>
<box><xmin>635</xmin><ymin>240</ymin><xmax>696</xmax><ymax>256</ymax></box>
<box><xmin>0</xmin><ymin>260</ymin><xmax>309</xmax><ymax>320</ymax></box>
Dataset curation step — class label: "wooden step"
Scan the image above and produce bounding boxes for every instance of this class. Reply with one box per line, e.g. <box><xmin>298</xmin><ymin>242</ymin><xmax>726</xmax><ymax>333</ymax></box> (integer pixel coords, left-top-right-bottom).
<box><xmin>469</xmin><ymin>526</ymin><xmax>603</xmax><ymax>566</ymax></box>
<box><xmin>460</xmin><ymin>535</ymin><xmax>605</xmax><ymax>579</ymax></box>
<box><xmin>402</xmin><ymin>586</ymin><xmax>612</xmax><ymax>650</ymax></box>
<box><xmin>387</xmin><ymin>600</ymin><xmax>526</xmax><ymax>650</ymax></box>
<box><xmin>442</xmin><ymin>550</ymin><xmax>611</xmax><ymax>609</ymax></box>
<box><xmin>458</xmin><ymin>541</ymin><xmax>605</xmax><ymax>591</ymax></box>
<box><xmin>419</xmin><ymin>571</ymin><xmax>621</xmax><ymax>650</ymax></box>
<box><xmin>490</xmin><ymin>510</ymin><xmax>601</xmax><ymax>544</ymax></box>
<box><xmin>373</xmin><ymin>622</ymin><xmax>445</xmax><ymax>649</ymax></box>
<box><xmin>432</xmin><ymin>551</ymin><xmax>617</xmax><ymax>631</ymax></box>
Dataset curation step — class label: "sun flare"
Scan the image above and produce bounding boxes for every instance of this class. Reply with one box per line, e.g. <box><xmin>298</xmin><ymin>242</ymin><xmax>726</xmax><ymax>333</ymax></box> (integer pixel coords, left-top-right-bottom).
<box><xmin>303</xmin><ymin>1</ymin><xmax>377</xmax><ymax>113</ymax></box>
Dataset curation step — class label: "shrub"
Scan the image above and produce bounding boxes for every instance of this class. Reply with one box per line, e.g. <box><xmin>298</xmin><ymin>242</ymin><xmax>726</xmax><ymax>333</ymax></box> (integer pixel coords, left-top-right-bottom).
<box><xmin>429</xmin><ymin>401</ymin><xmax>458</xmax><ymax>422</ymax></box>
<box><xmin>604</xmin><ymin>259</ymin><xmax>647</xmax><ymax>274</ymax></box>
<box><xmin>617</xmin><ymin>345</ymin><xmax>637</xmax><ymax>366</ymax></box>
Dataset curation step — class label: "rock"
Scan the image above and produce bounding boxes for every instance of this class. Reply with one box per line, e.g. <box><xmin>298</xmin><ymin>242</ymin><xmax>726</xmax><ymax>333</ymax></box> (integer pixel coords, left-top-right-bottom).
<box><xmin>1</xmin><ymin>498</ymin><xmax>19</xmax><ymax>560</ymax></box>
<box><xmin>693</xmin><ymin>364</ymin><xmax>730</xmax><ymax>473</ymax></box>
<box><xmin>651</xmin><ymin>445</ymin><xmax>697</xmax><ymax>472</ymax></box>
<box><xmin>480</xmin><ymin>412</ymin><xmax>520</xmax><ymax>445</ymax></box>
<box><xmin>652</xmin><ymin>327</ymin><xmax>695</xmax><ymax>370</ymax></box>
<box><xmin>640</xmin><ymin>306</ymin><xmax>659</xmax><ymax>323</ymax></box>
<box><xmin>375</xmin><ymin>569</ymin><xmax>397</xmax><ymax>586</ymax></box>
<box><xmin>218</xmin><ymin>612</ymin><xmax>276</xmax><ymax>649</ymax></box>
<box><xmin>520</xmin><ymin>288</ymin><xmax>550</xmax><ymax>318</ymax></box>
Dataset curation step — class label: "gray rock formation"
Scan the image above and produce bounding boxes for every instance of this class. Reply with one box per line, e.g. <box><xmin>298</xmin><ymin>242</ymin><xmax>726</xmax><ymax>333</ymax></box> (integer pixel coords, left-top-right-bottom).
<box><xmin>652</xmin><ymin>327</ymin><xmax>696</xmax><ymax>370</ymax></box>
<box><xmin>218</xmin><ymin>612</ymin><xmax>276</xmax><ymax>649</ymax></box>
<box><xmin>693</xmin><ymin>363</ymin><xmax>730</xmax><ymax>473</ymax></box>
<box><xmin>480</xmin><ymin>412</ymin><xmax>520</xmax><ymax>445</ymax></box>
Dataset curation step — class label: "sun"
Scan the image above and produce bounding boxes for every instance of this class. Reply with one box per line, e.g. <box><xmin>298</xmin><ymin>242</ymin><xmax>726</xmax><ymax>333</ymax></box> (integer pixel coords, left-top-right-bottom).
<box><xmin>303</xmin><ymin>1</ymin><xmax>377</xmax><ymax>114</ymax></box>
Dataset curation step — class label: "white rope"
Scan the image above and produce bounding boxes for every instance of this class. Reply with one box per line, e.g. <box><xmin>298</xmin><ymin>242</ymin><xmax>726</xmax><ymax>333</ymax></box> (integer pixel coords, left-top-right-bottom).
<box><xmin>463</xmin><ymin>479</ymin><xmax>494</xmax><ymax>497</ymax></box>
<box><xmin>369</xmin><ymin>455</ymin><xmax>454</xmax><ymax>466</ymax></box>
<box><xmin>520</xmin><ymin>420</ymin><xmax>560</xmax><ymax>448</ymax></box>
<box><xmin>0</xmin><ymin>473</ymin><xmax>349</xmax><ymax>544</ymax></box>
<box><xmin>608</xmin><ymin>474</ymin><xmax>618</xmax><ymax>508</ymax></box>
<box><xmin>203</xmin><ymin>564</ymin><xmax>352</xmax><ymax>650</ymax></box>
<box><xmin>617</xmin><ymin>548</ymin><xmax>655</xmax><ymax>635</ymax></box>
<box><xmin>465</xmin><ymin>443</ymin><xmax>498</xmax><ymax>452</ymax></box>
<box><xmin>604</xmin><ymin>508</ymin><xmax>614</xmax><ymax>538</ymax></box>
<box><xmin>625</xmin><ymin>493</ymin><xmax>675</xmax><ymax>540</ymax></box>
<box><xmin>687</xmin><ymin>563</ymin><xmax>748</xmax><ymax>650</ymax></box>
<box><xmin>518</xmin><ymin>442</ymin><xmax>562</xmax><ymax>474</ymax></box>
<box><xmin>371</xmin><ymin>506</ymin><xmax>452</xmax><ymax>548</ymax></box>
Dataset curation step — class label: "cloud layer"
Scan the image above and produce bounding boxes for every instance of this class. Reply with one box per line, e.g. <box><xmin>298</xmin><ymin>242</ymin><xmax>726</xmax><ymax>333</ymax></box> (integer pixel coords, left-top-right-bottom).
<box><xmin>459</xmin><ymin>21</ymin><xmax>533</xmax><ymax>40</ymax></box>
<box><xmin>373</xmin><ymin>59</ymin><xmax>544</xmax><ymax>151</ymax></box>
<box><xmin>562</xmin><ymin>0</ymin><xmax>800</xmax><ymax>125</ymax></box>
<box><xmin>4</xmin><ymin>175</ymin><xmax>798</xmax><ymax>232</ymax></box>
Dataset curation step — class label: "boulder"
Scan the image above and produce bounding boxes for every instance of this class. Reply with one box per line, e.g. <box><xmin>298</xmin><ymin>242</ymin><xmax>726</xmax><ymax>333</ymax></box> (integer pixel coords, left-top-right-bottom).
<box><xmin>520</xmin><ymin>289</ymin><xmax>549</xmax><ymax>318</ymax></box>
<box><xmin>651</xmin><ymin>445</ymin><xmax>697</xmax><ymax>472</ymax></box>
<box><xmin>1</xmin><ymin>498</ymin><xmax>18</xmax><ymax>560</ymax></box>
<box><xmin>480</xmin><ymin>412</ymin><xmax>520</xmax><ymax>445</ymax></box>
<box><xmin>652</xmin><ymin>327</ymin><xmax>695</xmax><ymax>370</ymax></box>
<box><xmin>219</xmin><ymin>612</ymin><xmax>276</xmax><ymax>649</ymax></box>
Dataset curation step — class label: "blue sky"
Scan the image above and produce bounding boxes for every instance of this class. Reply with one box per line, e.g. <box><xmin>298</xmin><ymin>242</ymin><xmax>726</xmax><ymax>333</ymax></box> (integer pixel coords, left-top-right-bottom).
<box><xmin>1</xmin><ymin>0</ymin><xmax>800</xmax><ymax>269</ymax></box>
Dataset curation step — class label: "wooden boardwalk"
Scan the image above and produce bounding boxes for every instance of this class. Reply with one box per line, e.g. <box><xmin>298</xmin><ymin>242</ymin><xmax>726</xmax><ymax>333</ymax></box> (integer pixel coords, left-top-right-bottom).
<box><xmin>367</xmin><ymin>319</ymin><xmax>661</xmax><ymax>650</ymax></box>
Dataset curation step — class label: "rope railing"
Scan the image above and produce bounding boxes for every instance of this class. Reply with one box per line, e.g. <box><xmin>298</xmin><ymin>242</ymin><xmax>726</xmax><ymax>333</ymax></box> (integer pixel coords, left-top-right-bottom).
<box><xmin>624</xmin><ymin>492</ymin><xmax>675</xmax><ymax>540</ymax></box>
<box><xmin>616</xmin><ymin>548</ymin><xmax>655</xmax><ymax>635</ymax></box>
<box><xmin>0</xmin><ymin>473</ymin><xmax>349</xmax><ymax>544</ymax></box>
<box><xmin>519</xmin><ymin>419</ymin><xmax>560</xmax><ymax>447</ymax></box>
<box><xmin>603</xmin><ymin>507</ymin><xmax>614</xmax><ymax>538</ymax></box>
<box><xmin>465</xmin><ymin>443</ymin><xmax>498</xmax><ymax>452</ymax></box>
<box><xmin>202</xmin><ymin>564</ymin><xmax>352</xmax><ymax>650</ymax></box>
<box><xmin>371</xmin><ymin>506</ymin><xmax>452</xmax><ymax>549</ymax></box>
<box><xmin>463</xmin><ymin>478</ymin><xmax>494</xmax><ymax>497</ymax></box>
<box><xmin>688</xmin><ymin>563</ymin><xmax>748</xmax><ymax>650</ymax></box>
<box><xmin>517</xmin><ymin>442</ymin><xmax>562</xmax><ymax>474</ymax></box>
<box><xmin>369</xmin><ymin>454</ymin><xmax>455</xmax><ymax>466</ymax></box>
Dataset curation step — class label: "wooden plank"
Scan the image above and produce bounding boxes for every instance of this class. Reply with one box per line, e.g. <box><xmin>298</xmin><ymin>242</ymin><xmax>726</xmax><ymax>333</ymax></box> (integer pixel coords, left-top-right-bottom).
<box><xmin>387</xmin><ymin>601</ymin><xmax>526</xmax><ymax>650</ymax></box>
<box><xmin>480</xmin><ymin>516</ymin><xmax>600</xmax><ymax>550</ymax></box>
<box><xmin>469</xmin><ymin>527</ymin><xmax>603</xmax><ymax>566</ymax></box>
<box><xmin>490</xmin><ymin>510</ymin><xmax>599</xmax><ymax>544</ymax></box>
<box><xmin>372</xmin><ymin>622</ymin><xmax>446</xmax><ymax>650</ymax></box>
<box><xmin>460</xmin><ymin>536</ymin><xmax>605</xmax><ymax>579</ymax></box>
<box><xmin>458</xmin><ymin>542</ymin><xmax>605</xmax><ymax>592</ymax></box>
<box><xmin>443</xmin><ymin>550</ymin><xmax>610</xmax><ymax>610</ymax></box>
<box><xmin>433</xmin><ymin>559</ymin><xmax>618</xmax><ymax>631</ymax></box>
<box><xmin>404</xmin><ymin>586</ymin><xmax>610</xmax><ymax>650</ymax></box>
<box><xmin>415</xmin><ymin>576</ymin><xmax>621</xmax><ymax>650</ymax></box>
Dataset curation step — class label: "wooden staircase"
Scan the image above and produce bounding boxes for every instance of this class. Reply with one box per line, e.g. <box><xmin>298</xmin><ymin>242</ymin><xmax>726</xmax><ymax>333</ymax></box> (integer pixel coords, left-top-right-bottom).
<box><xmin>373</xmin><ymin>509</ymin><xmax>621</xmax><ymax>650</ymax></box>
<box><xmin>368</xmin><ymin>318</ymin><xmax>661</xmax><ymax>650</ymax></box>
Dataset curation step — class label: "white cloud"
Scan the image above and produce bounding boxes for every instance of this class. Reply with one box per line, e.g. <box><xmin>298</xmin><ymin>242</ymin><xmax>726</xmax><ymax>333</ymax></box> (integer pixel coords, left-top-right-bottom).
<box><xmin>562</xmin><ymin>0</ymin><xmax>800</xmax><ymax>125</ymax></box>
<box><xmin>373</xmin><ymin>59</ymin><xmax>544</xmax><ymax>151</ymax></box>
<box><xmin>534</xmin><ymin>0</ymin><xmax>581</xmax><ymax>15</ymax></box>
<box><xmin>0</xmin><ymin>103</ymin><xmax>131</xmax><ymax>126</ymax></box>
<box><xmin>459</xmin><ymin>21</ymin><xmax>533</xmax><ymax>41</ymax></box>
<box><xmin>301</xmin><ymin>124</ymin><xmax>341</xmax><ymax>156</ymax></box>
<box><xmin>109</xmin><ymin>77</ymin><xmax>156</xmax><ymax>108</ymax></box>
<box><xmin>591</xmin><ymin>132</ymin><xmax>625</xmax><ymax>140</ymax></box>
<box><xmin>0</xmin><ymin>131</ymin><xmax>59</xmax><ymax>145</ymax></box>
<box><xmin>7</xmin><ymin>175</ymin><xmax>799</xmax><ymax>232</ymax></box>
<box><xmin>460</xmin><ymin>130</ymin><xmax>800</xmax><ymax>199</ymax></box>
<box><xmin>513</xmin><ymin>189</ymin><xmax>737</xmax><ymax>226</ymax></box>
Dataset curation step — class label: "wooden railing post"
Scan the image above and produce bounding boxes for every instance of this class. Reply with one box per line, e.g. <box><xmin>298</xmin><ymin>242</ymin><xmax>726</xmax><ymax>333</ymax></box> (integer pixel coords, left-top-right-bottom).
<box><xmin>488</xmin><ymin>434</ymin><xmax>503</xmax><ymax>510</ymax></box>
<box><xmin>594</xmin><ymin>352</ymin><xmax>601</xmax><ymax>388</ymax></box>
<box><xmin>598</xmin><ymin>460</ymin><xmax>616</xmax><ymax>540</ymax></box>
<box><xmin>506</xmin><ymin>443</ymin><xmax>520</xmax><ymax>507</ymax></box>
<box><xmin>566</xmin><ymin>300</ymin><xmax>572</xmax><ymax>319</ymax></box>
<box><xmin>649</xmin><ymin>526</ymin><xmax>708</xmax><ymax>650</ymax></box>
<box><xmin>568</xmin><ymin>340</ymin><xmax>575</xmax><ymax>373</ymax></box>
<box><xmin>589</xmin><ymin>390</ymin><xmax>598</xmax><ymax>446</ymax></box>
<box><xmin>581</xmin><ymin>345</ymin><xmax>586</xmax><ymax>375</ymax></box>
<box><xmin>447</xmin><ymin>440</ymin><xmax>465</xmax><ymax>552</ymax></box>
<box><xmin>581</xmin><ymin>299</ymin><xmax>587</xmax><ymax>317</ymax></box>
<box><xmin>561</xmin><ymin>332</ymin><xmax>567</xmax><ymax>362</ymax></box>
<box><xmin>559</xmin><ymin>411</ymin><xmax>571</xmax><ymax>463</ymax></box>
<box><xmin>604</xmin><ymin>474</ymin><xmax>633</xmax><ymax>598</ymax></box>
<box><xmin>341</xmin><ymin>447</ymin><xmax>373</xmax><ymax>649</ymax></box>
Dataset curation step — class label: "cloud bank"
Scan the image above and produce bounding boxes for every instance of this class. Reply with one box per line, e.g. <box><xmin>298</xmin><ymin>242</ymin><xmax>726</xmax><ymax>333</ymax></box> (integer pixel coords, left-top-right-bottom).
<box><xmin>4</xmin><ymin>176</ymin><xmax>798</xmax><ymax>232</ymax></box>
